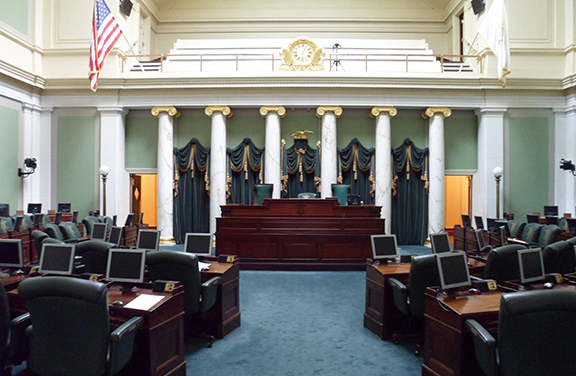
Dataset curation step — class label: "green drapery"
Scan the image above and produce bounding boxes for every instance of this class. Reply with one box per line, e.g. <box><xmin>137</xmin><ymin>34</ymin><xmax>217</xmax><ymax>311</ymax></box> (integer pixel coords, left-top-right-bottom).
<box><xmin>391</xmin><ymin>138</ymin><xmax>429</xmax><ymax>245</ymax></box>
<box><xmin>337</xmin><ymin>138</ymin><xmax>375</xmax><ymax>204</ymax></box>
<box><xmin>281</xmin><ymin>138</ymin><xmax>320</xmax><ymax>197</ymax></box>
<box><xmin>173</xmin><ymin>138</ymin><xmax>210</xmax><ymax>244</ymax></box>
<box><xmin>226</xmin><ymin>138</ymin><xmax>265</xmax><ymax>204</ymax></box>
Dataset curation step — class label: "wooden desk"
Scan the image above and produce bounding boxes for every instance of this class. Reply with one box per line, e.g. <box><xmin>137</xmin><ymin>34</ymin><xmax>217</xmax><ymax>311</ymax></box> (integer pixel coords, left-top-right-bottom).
<box><xmin>9</xmin><ymin>230</ymin><xmax>35</xmax><ymax>265</ymax></box>
<box><xmin>453</xmin><ymin>226</ymin><xmax>500</xmax><ymax>254</ymax></box>
<box><xmin>216</xmin><ymin>198</ymin><xmax>385</xmax><ymax>271</ymax></box>
<box><xmin>364</xmin><ymin>258</ymin><xmax>486</xmax><ymax>340</ymax></box>
<box><xmin>422</xmin><ymin>288</ymin><xmax>503</xmax><ymax>376</ymax></box>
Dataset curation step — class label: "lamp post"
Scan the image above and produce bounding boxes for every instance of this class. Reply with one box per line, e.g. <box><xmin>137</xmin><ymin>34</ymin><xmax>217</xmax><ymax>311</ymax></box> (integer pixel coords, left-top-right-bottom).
<box><xmin>99</xmin><ymin>165</ymin><xmax>110</xmax><ymax>216</ymax></box>
<box><xmin>493</xmin><ymin>166</ymin><xmax>503</xmax><ymax>219</ymax></box>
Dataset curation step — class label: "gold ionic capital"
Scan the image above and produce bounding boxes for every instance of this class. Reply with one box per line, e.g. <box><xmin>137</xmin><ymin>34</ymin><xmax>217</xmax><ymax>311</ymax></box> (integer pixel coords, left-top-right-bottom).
<box><xmin>370</xmin><ymin>106</ymin><xmax>398</xmax><ymax>119</ymax></box>
<box><xmin>422</xmin><ymin>107</ymin><xmax>451</xmax><ymax>119</ymax></box>
<box><xmin>205</xmin><ymin>105</ymin><xmax>233</xmax><ymax>118</ymax></box>
<box><xmin>151</xmin><ymin>106</ymin><xmax>181</xmax><ymax>118</ymax></box>
<box><xmin>316</xmin><ymin>106</ymin><xmax>343</xmax><ymax>118</ymax></box>
<box><xmin>259</xmin><ymin>106</ymin><xmax>286</xmax><ymax>118</ymax></box>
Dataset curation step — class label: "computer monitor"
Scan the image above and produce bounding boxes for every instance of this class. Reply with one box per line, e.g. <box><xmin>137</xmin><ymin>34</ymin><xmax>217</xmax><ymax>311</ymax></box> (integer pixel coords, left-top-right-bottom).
<box><xmin>545</xmin><ymin>216</ymin><xmax>559</xmax><ymax>225</ymax></box>
<box><xmin>0</xmin><ymin>204</ymin><xmax>9</xmax><ymax>217</ymax></box>
<box><xmin>106</xmin><ymin>249</ymin><xmax>146</xmax><ymax>291</ymax></box>
<box><xmin>184</xmin><ymin>233</ymin><xmax>213</xmax><ymax>257</ymax></box>
<box><xmin>57</xmin><ymin>203</ymin><xmax>71</xmax><ymax>214</ymax></box>
<box><xmin>91</xmin><ymin>223</ymin><xmax>108</xmax><ymax>241</ymax></box>
<box><xmin>495</xmin><ymin>220</ymin><xmax>510</xmax><ymax>237</ymax></box>
<box><xmin>518</xmin><ymin>248</ymin><xmax>545</xmax><ymax>285</ymax></box>
<box><xmin>27</xmin><ymin>203</ymin><xmax>42</xmax><ymax>214</ymax></box>
<box><xmin>108</xmin><ymin>226</ymin><xmax>123</xmax><ymax>247</ymax></box>
<box><xmin>72</xmin><ymin>211</ymin><xmax>79</xmax><ymax>223</ymax></box>
<box><xmin>474</xmin><ymin>216</ymin><xmax>484</xmax><ymax>230</ymax></box>
<box><xmin>136</xmin><ymin>229</ymin><xmax>160</xmax><ymax>251</ymax></box>
<box><xmin>13</xmin><ymin>216</ymin><xmax>24</xmax><ymax>232</ymax></box>
<box><xmin>370</xmin><ymin>234</ymin><xmax>399</xmax><ymax>262</ymax></box>
<box><xmin>486</xmin><ymin>218</ymin><xmax>498</xmax><ymax>233</ymax></box>
<box><xmin>39</xmin><ymin>244</ymin><xmax>76</xmax><ymax>275</ymax></box>
<box><xmin>33</xmin><ymin>213</ymin><xmax>43</xmax><ymax>228</ymax></box>
<box><xmin>499</xmin><ymin>226</ymin><xmax>507</xmax><ymax>246</ymax></box>
<box><xmin>526</xmin><ymin>214</ymin><xmax>540</xmax><ymax>224</ymax></box>
<box><xmin>461</xmin><ymin>214</ymin><xmax>471</xmax><ymax>228</ymax></box>
<box><xmin>124</xmin><ymin>213</ymin><xmax>135</xmax><ymax>227</ymax></box>
<box><xmin>0</xmin><ymin>239</ymin><xmax>24</xmax><ymax>268</ymax></box>
<box><xmin>567</xmin><ymin>218</ymin><xmax>576</xmax><ymax>233</ymax></box>
<box><xmin>54</xmin><ymin>212</ymin><xmax>62</xmax><ymax>225</ymax></box>
<box><xmin>544</xmin><ymin>205</ymin><xmax>558</xmax><ymax>217</ymax></box>
<box><xmin>437</xmin><ymin>251</ymin><xmax>471</xmax><ymax>292</ymax></box>
<box><xmin>112</xmin><ymin>215</ymin><xmax>117</xmax><ymax>226</ymax></box>
<box><xmin>138</xmin><ymin>212</ymin><xmax>144</xmax><ymax>225</ymax></box>
<box><xmin>430</xmin><ymin>232</ymin><xmax>451</xmax><ymax>254</ymax></box>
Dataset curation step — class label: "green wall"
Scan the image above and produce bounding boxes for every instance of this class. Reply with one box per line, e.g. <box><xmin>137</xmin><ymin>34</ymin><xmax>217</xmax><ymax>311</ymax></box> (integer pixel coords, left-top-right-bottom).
<box><xmin>125</xmin><ymin>116</ymin><xmax>158</xmax><ymax>168</ymax></box>
<box><xmin>0</xmin><ymin>0</ymin><xmax>28</xmax><ymax>35</ymax></box>
<box><xmin>445</xmin><ymin>114</ymin><xmax>478</xmax><ymax>170</ymax></box>
<box><xmin>57</xmin><ymin>116</ymin><xmax>96</xmax><ymax>218</ymax></box>
<box><xmin>176</xmin><ymin>113</ymin><xmax>211</xmax><ymax>149</ymax></box>
<box><xmin>281</xmin><ymin>114</ymin><xmax>320</xmax><ymax>148</ymax></box>
<box><xmin>228</xmin><ymin>112</ymin><xmax>265</xmax><ymax>148</ymax></box>
<box><xmin>0</xmin><ymin>105</ymin><xmax>20</xmax><ymax>211</ymax></box>
<box><xmin>391</xmin><ymin>115</ymin><xmax>426</xmax><ymax>149</ymax></box>
<box><xmin>508</xmin><ymin>117</ymin><xmax>549</xmax><ymax>217</ymax></box>
<box><xmin>337</xmin><ymin>112</ymin><xmax>374</xmax><ymax>148</ymax></box>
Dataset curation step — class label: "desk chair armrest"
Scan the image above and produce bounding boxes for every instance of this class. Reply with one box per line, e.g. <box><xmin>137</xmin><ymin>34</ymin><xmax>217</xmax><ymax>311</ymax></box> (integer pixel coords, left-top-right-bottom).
<box><xmin>109</xmin><ymin>316</ymin><xmax>143</xmax><ymax>376</ymax></box>
<box><xmin>507</xmin><ymin>238</ymin><xmax>529</xmax><ymax>247</ymax></box>
<box><xmin>466</xmin><ymin>319</ymin><xmax>498</xmax><ymax>376</ymax></box>
<box><xmin>388</xmin><ymin>278</ymin><xmax>410</xmax><ymax>316</ymax></box>
<box><xmin>63</xmin><ymin>239</ymin><xmax>78</xmax><ymax>244</ymax></box>
<box><xmin>200</xmin><ymin>276</ymin><xmax>222</xmax><ymax>312</ymax></box>
<box><xmin>480</xmin><ymin>246</ymin><xmax>492</xmax><ymax>254</ymax></box>
<box><xmin>469</xmin><ymin>276</ymin><xmax>484</xmax><ymax>283</ymax></box>
<box><xmin>8</xmin><ymin>313</ymin><xmax>30</xmax><ymax>364</ymax></box>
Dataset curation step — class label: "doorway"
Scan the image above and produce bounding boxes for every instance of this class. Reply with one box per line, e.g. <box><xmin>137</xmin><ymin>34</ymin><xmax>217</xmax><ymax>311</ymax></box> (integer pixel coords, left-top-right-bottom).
<box><xmin>444</xmin><ymin>175</ymin><xmax>472</xmax><ymax>235</ymax></box>
<box><xmin>130</xmin><ymin>174</ymin><xmax>158</xmax><ymax>228</ymax></box>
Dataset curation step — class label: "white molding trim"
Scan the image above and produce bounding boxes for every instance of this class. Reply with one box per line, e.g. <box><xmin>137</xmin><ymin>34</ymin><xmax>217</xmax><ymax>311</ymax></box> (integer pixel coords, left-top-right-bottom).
<box><xmin>125</xmin><ymin>168</ymin><xmax>158</xmax><ymax>174</ymax></box>
<box><xmin>445</xmin><ymin>169</ymin><xmax>477</xmax><ymax>175</ymax></box>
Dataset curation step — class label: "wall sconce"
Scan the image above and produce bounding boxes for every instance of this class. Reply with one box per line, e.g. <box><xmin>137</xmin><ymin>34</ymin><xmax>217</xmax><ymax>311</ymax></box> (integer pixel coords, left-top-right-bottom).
<box><xmin>18</xmin><ymin>158</ymin><xmax>37</xmax><ymax>178</ymax></box>
<box><xmin>493</xmin><ymin>166</ymin><xmax>503</xmax><ymax>218</ymax></box>
<box><xmin>99</xmin><ymin>165</ymin><xmax>110</xmax><ymax>216</ymax></box>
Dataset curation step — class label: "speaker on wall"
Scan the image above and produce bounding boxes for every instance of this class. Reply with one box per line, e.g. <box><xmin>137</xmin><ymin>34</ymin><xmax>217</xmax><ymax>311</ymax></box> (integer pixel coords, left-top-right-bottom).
<box><xmin>120</xmin><ymin>0</ymin><xmax>133</xmax><ymax>17</ymax></box>
<box><xmin>471</xmin><ymin>0</ymin><xmax>485</xmax><ymax>15</ymax></box>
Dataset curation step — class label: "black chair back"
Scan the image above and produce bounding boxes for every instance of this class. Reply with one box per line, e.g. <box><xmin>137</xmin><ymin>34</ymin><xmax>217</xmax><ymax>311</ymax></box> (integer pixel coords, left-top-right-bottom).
<box><xmin>75</xmin><ymin>240</ymin><xmax>114</xmax><ymax>274</ymax></box>
<box><xmin>408</xmin><ymin>254</ymin><xmax>440</xmax><ymax>318</ymax></box>
<box><xmin>542</xmin><ymin>240</ymin><xmax>576</xmax><ymax>275</ymax></box>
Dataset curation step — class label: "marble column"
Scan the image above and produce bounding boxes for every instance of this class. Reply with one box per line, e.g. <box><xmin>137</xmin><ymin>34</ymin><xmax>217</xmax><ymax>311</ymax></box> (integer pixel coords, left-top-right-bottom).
<box><xmin>474</xmin><ymin>108</ymin><xmax>506</xmax><ymax>220</ymax></box>
<box><xmin>317</xmin><ymin>106</ymin><xmax>343</xmax><ymax>198</ymax></box>
<box><xmin>371</xmin><ymin>106</ymin><xmax>397</xmax><ymax>234</ymax></box>
<box><xmin>260</xmin><ymin>106</ymin><xmax>286</xmax><ymax>199</ymax></box>
<box><xmin>98</xmin><ymin>106</ymin><xmax>130</xmax><ymax>223</ymax></box>
<box><xmin>151</xmin><ymin>106</ymin><xmax>180</xmax><ymax>244</ymax></box>
<box><xmin>205</xmin><ymin>106</ymin><xmax>233</xmax><ymax>235</ymax></box>
<box><xmin>554</xmin><ymin>108</ymin><xmax>576</xmax><ymax>216</ymax></box>
<box><xmin>423</xmin><ymin>107</ymin><xmax>451</xmax><ymax>235</ymax></box>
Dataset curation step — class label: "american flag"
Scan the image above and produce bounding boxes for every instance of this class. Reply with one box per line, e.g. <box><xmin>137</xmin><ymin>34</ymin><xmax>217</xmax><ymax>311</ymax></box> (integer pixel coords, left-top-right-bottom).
<box><xmin>89</xmin><ymin>0</ymin><xmax>122</xmax><ymax>91</ymax></box>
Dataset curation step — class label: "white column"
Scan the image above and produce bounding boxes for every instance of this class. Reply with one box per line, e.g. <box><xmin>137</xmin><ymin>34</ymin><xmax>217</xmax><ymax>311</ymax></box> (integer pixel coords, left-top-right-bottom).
<box><xmin>317</xmin><ymin>106</ymin><xmax>343</xmax><ymax>198</ymax></box>
<box><xmin>371</xmin><ymin>106</ymin><xmax>397</xmax><ymax>234</ymax></box>
<box><xmin>554</xmin><ymin>108</ymin><xmax>576</xmax><ymax>216</ymax></box>
<box><xmin>151</xmin><ymin>106</ymin><xmax>181</xmax><ymax>244</ymax></box>
<box><xmin>424</xmin><ymin>107</ymin><xmax>451</xmax><ymax>235</ymax></box>
<box><xmin>260</xmin><ymin>106</ymin><xmax>286</xmax><ymax>199</ymax></box>
<box><xmin>98</xmin><ymin>107</ymin><xmax>129</xmax><ymax>222</ymax></box>
<box><xmin>475</xmin><ymin>108</ymin><xmax>506</xmax><ymax>219</ymax></box>
<box><xmin>205</xmin><ymin>106</ymin><xmax>232</xmax><ymax>235</ymax></box>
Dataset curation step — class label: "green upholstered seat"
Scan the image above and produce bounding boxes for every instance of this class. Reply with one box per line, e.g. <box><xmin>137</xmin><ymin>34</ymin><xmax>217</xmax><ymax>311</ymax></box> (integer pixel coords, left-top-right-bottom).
<box><xmin>297</xmin><ymin>192</ymin><xmax>317</xmax><ymax>199</ymax></box>
<box><xmin>566</xmin><ymin>236</ymin><xmax>576</xmax><ymax>247</ymax></box>
<box><xmin>542</xmin><ymin>240</ymin><xmax>576</xmax><ymax>275</ymax></box>
<box><xmin>507</xmin><ymin>219</ymin><xmax>526</xmax><ymax>239</ymax></box>
<box><xmin>537</xmin><ymin>224</ymin><xmax>562</xmax><ymax>248</ymax></box>
<box><xmin>0</xmin><ymin>218</ymin><xmax>14</xmax><ymax>234</ymax></box>
<box><xmin>82</xmin><ymin>216</ymin><xmax>100</xmax><ymax>236</ymax></box>
<box><xmin>59</xmin><ymin>222</ymin><xmax>83</xmax><ymax>241</ymax></box>
<box><xmin>467</xmin><ymin>290</ymin><xmax>576</xmax><ymax>376</ymax></box>
<box><xmin>44</xmin><ymin>223</ymin><xmax>76</xmax><ymax>243</ymax></box>
<box><xmin>19</xmin><ymin>215</ymin><xmax>33</xmax><ymax>231</ymax></box>
<box><xmin>98</xmin><ymin>216</ymin><xmax>113</xmax><ymax>231</ymax></box>
<box><xmin>558</xmin><ymin>218</ymin><xmax>570</xmax><ymax>232</ymax></box>
<box><xmin>254</xmin><ymin>184</ymin><xmax>273</xmax><ymax>205</ymax></box>
<box><xmin>331</xmin><ymin>184</ymin><xmax>350</xmax><ymax>206</ymax></box>
<box><xmin>519</xmin><ymin>223</ymin><xmax>542</xmax><ymax>244</ymax></box>
<box><xmin>31</xmin><ymin>230</ymin><xmax>50</xmax><ymax>254</ymax></box>
<box><xmin>483</xmin><ymin>244</ymin><xmax>528</xmax><ymax>285</ymax></box>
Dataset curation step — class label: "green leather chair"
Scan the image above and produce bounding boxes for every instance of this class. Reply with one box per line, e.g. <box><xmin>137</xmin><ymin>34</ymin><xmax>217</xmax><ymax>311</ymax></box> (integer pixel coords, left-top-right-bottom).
<box><xmin>75</xmin><ymin>240</ymin><xmax>114</xmax><ymax>275</ymax></box>
<box><xmin>31</xmin><ymin>230</ymin><xmax>50</xmax><ymax>255</ymax></box>
<box><xmin>297</xmin><ymin>192</ymin><xmax>317</xmax><ymax>199</ymax></box>
<box><xmin>82</xmin><ymin>216</ymin><xmax>101</xmax><ymax>237</ymax></box>
<box><xmin>467</xmin><ymin>290</ymin><xmax>576</xmax><ymax>376</ymax></box>
<box><xmin>98</xmin><ymin>216</ymin><xmax>113</xmax><ymax>231</ymax></box>
<box><xmin>18</xmin><ymin>277</ymin><xmax>143</xmax><ymax>376</ymax></box>
<box><xmin>565</xmin><ymin>235</ymin><xmax>576</xmax><ymax>247</ymax></box>
<box><xmin>482</xmin><ymin>244</ymin><xmax>528</xmax><ymax>285</ymax></box>
<box><xmin>558</xmin><ymin>217</ymin><xmax>570</xmax><ymax>233</ymax></box>
<box><xmin>44</xmin><ymin>223</ymin><xmax>76</xmax><ymax>244</ymax></box>
<box><xmin>507</xmin><ymin>219</ymin><xmax>526</xmax><ymax>239</ymax></box>
<box><xmin>388</xmin><ymin>254</ymin><xmax>440</xmax><ymax>355</ymax></box>
<box><xmin>0</xmin><ymin>218</ymin><xmax>14</xmax><ymax>234</ymax></box>
<box><xmin>59</xmin><ymin>222</ymin><xmax>83</xmax><ymax>242</ymax></box>
<box><xmin>0</xmin><ymin>280</ymin><xmax>29</xmax><ymax>373</ymax></box>
<box><xmin>518</xmin><ymin>223</ymin><xmax>542</xmax><ymax>245</ymax></box>
<box><xmin>253</xmin><ymin>184</ymin><xmax>273</xmax><ymax>205</ymax></box>
<box><xmin>536</xmin><ymin>224</ymin><xmax>562</xmax><ymax>248</ymax></box>
<box><xmin>542</xmin><ymin>240</ymin><xmax>576</xmax><ymax>275</ymax></box>
<box><xmin>331</xmin><ymin>184</ymin><xmax>350</xmax><ymax>206</ymax></box>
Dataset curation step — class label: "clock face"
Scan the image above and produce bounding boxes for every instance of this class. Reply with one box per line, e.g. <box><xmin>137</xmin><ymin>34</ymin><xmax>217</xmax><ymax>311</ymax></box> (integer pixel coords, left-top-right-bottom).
<box><xmin>292</xmin><ymin>43</ymin><xmax>314</xmax><ymax>64</ymax></box>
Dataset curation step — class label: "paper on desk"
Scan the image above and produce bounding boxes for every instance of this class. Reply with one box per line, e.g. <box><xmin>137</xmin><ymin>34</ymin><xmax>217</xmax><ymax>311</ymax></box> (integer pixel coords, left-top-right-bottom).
<box><xmin>198</xmin><ymin>261</ymin><xmax>211</xmax><ymax>271</ymax></box>
<box><xmin>124</xmin><ymin>294</ymin><xmax>164</xmax><ymax>310</ymax></box>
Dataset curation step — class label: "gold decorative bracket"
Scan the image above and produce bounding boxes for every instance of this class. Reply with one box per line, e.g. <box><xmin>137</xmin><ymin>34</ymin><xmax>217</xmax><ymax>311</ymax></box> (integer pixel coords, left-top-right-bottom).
<box><xmin>205</xmin><ymin>106</ymin><xmax>233</xmax><ymax>118</ymax></box>
<box><xmin>370</xmin><ymin>106</ymin><xmax>397</xmax><ymax>119</ymax></box>
<box><xmin>422</xmin><ymin>107</ymin><xmax>452</xmax><ymax>119</ymax></box>
<box><xmin>316</xmin><ymin>106</ymin><xmax>343</xmax><ymax>118</ymax></box>
<box><xmin>151</xmin><ymin>106</ymin><xmax>181</xmax><ymax>118</ymax></box>
<box><xmin>260</xmin><ymin>106</ymin><xmax>286</xmax><ymax>118</ymax></box>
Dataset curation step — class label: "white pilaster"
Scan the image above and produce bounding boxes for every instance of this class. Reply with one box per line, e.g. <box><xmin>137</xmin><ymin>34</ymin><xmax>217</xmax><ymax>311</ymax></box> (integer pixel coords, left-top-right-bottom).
<box><xmin>554</xmin><ymin>108</ymin><xmax>576</xmax><ymax>216</ymax></box>
<box><xmin>206</xmin><ymin>106</ymin><xmax>232</xmax><ymax>235</ymax></box>
<box><xmin>98</xmin><ymin>106</ymin><xmax>129</xmax><ymax>222</ymax></box>
<box><xmin>371</xmin><ymin>106</ymin><xmax>397</xmax><ymax>234</ymax></box>
<box><xmin>475</xmin><ymin>108</ymin><xmax>506</xmax><ymax>219</ymax></box>
<box><xmin>424</xmin><ymin>107</ymin><xmax>451</xmax><ymax>235</ymax></box>
<box><xmin>260</xmin><ymin>106</ymin><xmax>286</xmax><ymax>199</ymax></box>
<box><xmin>317</xmin><ymin>106</ymin><xmax>343</xmax><ymax>198</ymax></box>
<box><xmin>152</xmin><ymin>106</ymin><xmax>180</xmax><ymax>244</ymax></box>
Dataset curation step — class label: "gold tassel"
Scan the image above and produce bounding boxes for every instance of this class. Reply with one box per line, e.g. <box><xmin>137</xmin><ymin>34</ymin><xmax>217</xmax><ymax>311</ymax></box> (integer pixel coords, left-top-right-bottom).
<box><xmin>299</xmin><ymin>159</ymin><xmax>303</xmax><ymax>182</ymax></box>
<box><xmin>353</xmin><ymin>160</ymin><xmax>358</xmax><ymax>180</ymax></box>
<box><xmin>244</xmin><ymin>160</ymin><xmax>248</xmax><ymax>180</ymax></box>
<box><xmin>259</xmin><ymin>168</ymin><xmax>263</xmax><ymax>184</ymax></box>
<box><xmin>406</xmin><ymin>159</ymin><xmax>410</xmax><ymax>181</ymax></box>
<box><xmin>391</xmin><ymin>176</ymin><xmax>398</xmax><ymax>197</ymax></box>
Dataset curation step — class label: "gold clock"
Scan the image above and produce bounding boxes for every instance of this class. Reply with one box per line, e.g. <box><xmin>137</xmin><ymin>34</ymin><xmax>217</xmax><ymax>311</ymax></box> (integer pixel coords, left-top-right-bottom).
<box><xmin>292</xmin><ymin>42</ymin><xmax>314</xmax><ymax>64</ymax></box>
<box><xmin>280</xmin><ymin>37</ymin><xmax>325</xmax><ymax>71</ymax></box>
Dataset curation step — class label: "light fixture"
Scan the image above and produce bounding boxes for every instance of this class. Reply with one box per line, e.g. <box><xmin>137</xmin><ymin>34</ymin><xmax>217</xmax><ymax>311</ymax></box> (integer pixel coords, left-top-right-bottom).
<box><xmin>99</xmin><ymin>165</ymin><xmax>109</xmax><ymax>216</ymax></box>
<box><xmin>18</xmin><ymin>158</ymin><xmax>37</xmax><ymax>178</ymax></box>
<box><xmin>493</xmin><ymin>166</ymin><xmax>503</xmax><ymax>219</ymax></box>
<box><xmin>560</xmin><ymin>159</ymin><xmax>576</xmax><ymax>176</ymax></box>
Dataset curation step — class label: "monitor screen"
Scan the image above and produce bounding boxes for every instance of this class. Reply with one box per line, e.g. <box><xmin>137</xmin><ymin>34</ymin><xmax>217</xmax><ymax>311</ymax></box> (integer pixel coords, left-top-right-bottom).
<box><xmin>431</xmin><ymin>233</ymin><xmax>451</xmax><ymax>254</ymax></box>
<box><xmin>39</xmin><ymin>244</ymin><xmax>75</xmax><ymax>275</ymax></box>
<box><xmin>91</xmin><ymin>223</ymin><xmax>108</xmax><ymax>241</ymax></box>
<box><xmin>33</xmin><ymin>213</ymin><xmax>43</xmax><ymax>228</ymax></box>
<box><xmin>474</xmin><ymin>216</ymin><xmax>484</xmax><ymax>230</ymax></box>
<box><xmin>57</xmin><ymin>203</ymin><xmax>71</xmax><ymax>214</ymax></box>
<box><xmin>27</xmin><ymin>203</ymin><xmax>42</xmax><ymax>214</ymax></box>
<box><xmin>184</xmin><ymin>233</ymin><xmax>213</xmax><ymax>256</ymax></box>
<box><xmin>526</xmin><ymin>214</ymin><xmax>540</xmax><ymax>224</ymax></box>
<box><xmin>138</xmin><ymin>212</ymin><xmax>144</xmax><ymax>224</ymax></box>
<box><xmin>518</xmin><ymin>248</ymin><xmax>545</xmax><ymax>284</ymax></box>
<box><xmin>54</xmin><ymin>212</ymin><xmax>62</xmax><ymax>225</ymax></box>
<box><xmin>112</xmin><ymin>215</ymin><xmax>117</xmax><ymax>226</ymax></box>
<box><xmin>106</xmin><ymin>249</ymin><xmax>146</xmax><ymax>283</ymax></box>
<box><xmin>136</xmin><ymin>230</ymin><xmax>160</xmax><ymax>251</ymax></box>
<box><xmin>567</xmin><ymin>218</ymin><xmax>576</xmax><ymax>233</ymax></box>
<box><xmin>437</xmin><ymin>251</ymin><xmax>471</xmax><ymax>291</ymax></box>
<box><xmin>486</xmin><ymin>218</ymin><xmax>499</xmax><ymax>233</ymax></box>
<box><xmin>544</xmin><ymin>205</ymin><xmax>558</xmax><ymax>217</ymax></box>
<box><xmin>0</xmin><ymin>204</ymin><xmax>9</xmax><ymax>217</ymax></box>
<box><xmin>0</xmin><ymin>239</ymin><xmax>23</xmax><ymax>268</ymax></box>
<box><xmin>461</xmin><ymin>214</ymin><xmax>471</xmax><ymax>228</ymax></box>
<box><xmin>124</xmin><ymin>213</ymin><xmax>135</xmax><ymax>227</ymax></box>
<box><xmin>13</xmin><ymin>216</ymin><xmax>24</xmax><ymax>232</ymax></box>
<box><xmin>108</xmin><ymin>226</ymin><xmax>123</xmax><ymax>247</ymax></box>
<box><xmin>72</xmin><ymin>211</ymin><xmax>79</xmax><ymax>223</ymax></box>
<box><xmin>370</xmin><ymin>234</ymin><xmax>398</xmax><ymax>261</ymax></box>
<box><xmin>499</xmin><ymin>226</ymin><xmax>507</xmax><ymax>246</ymax></box>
